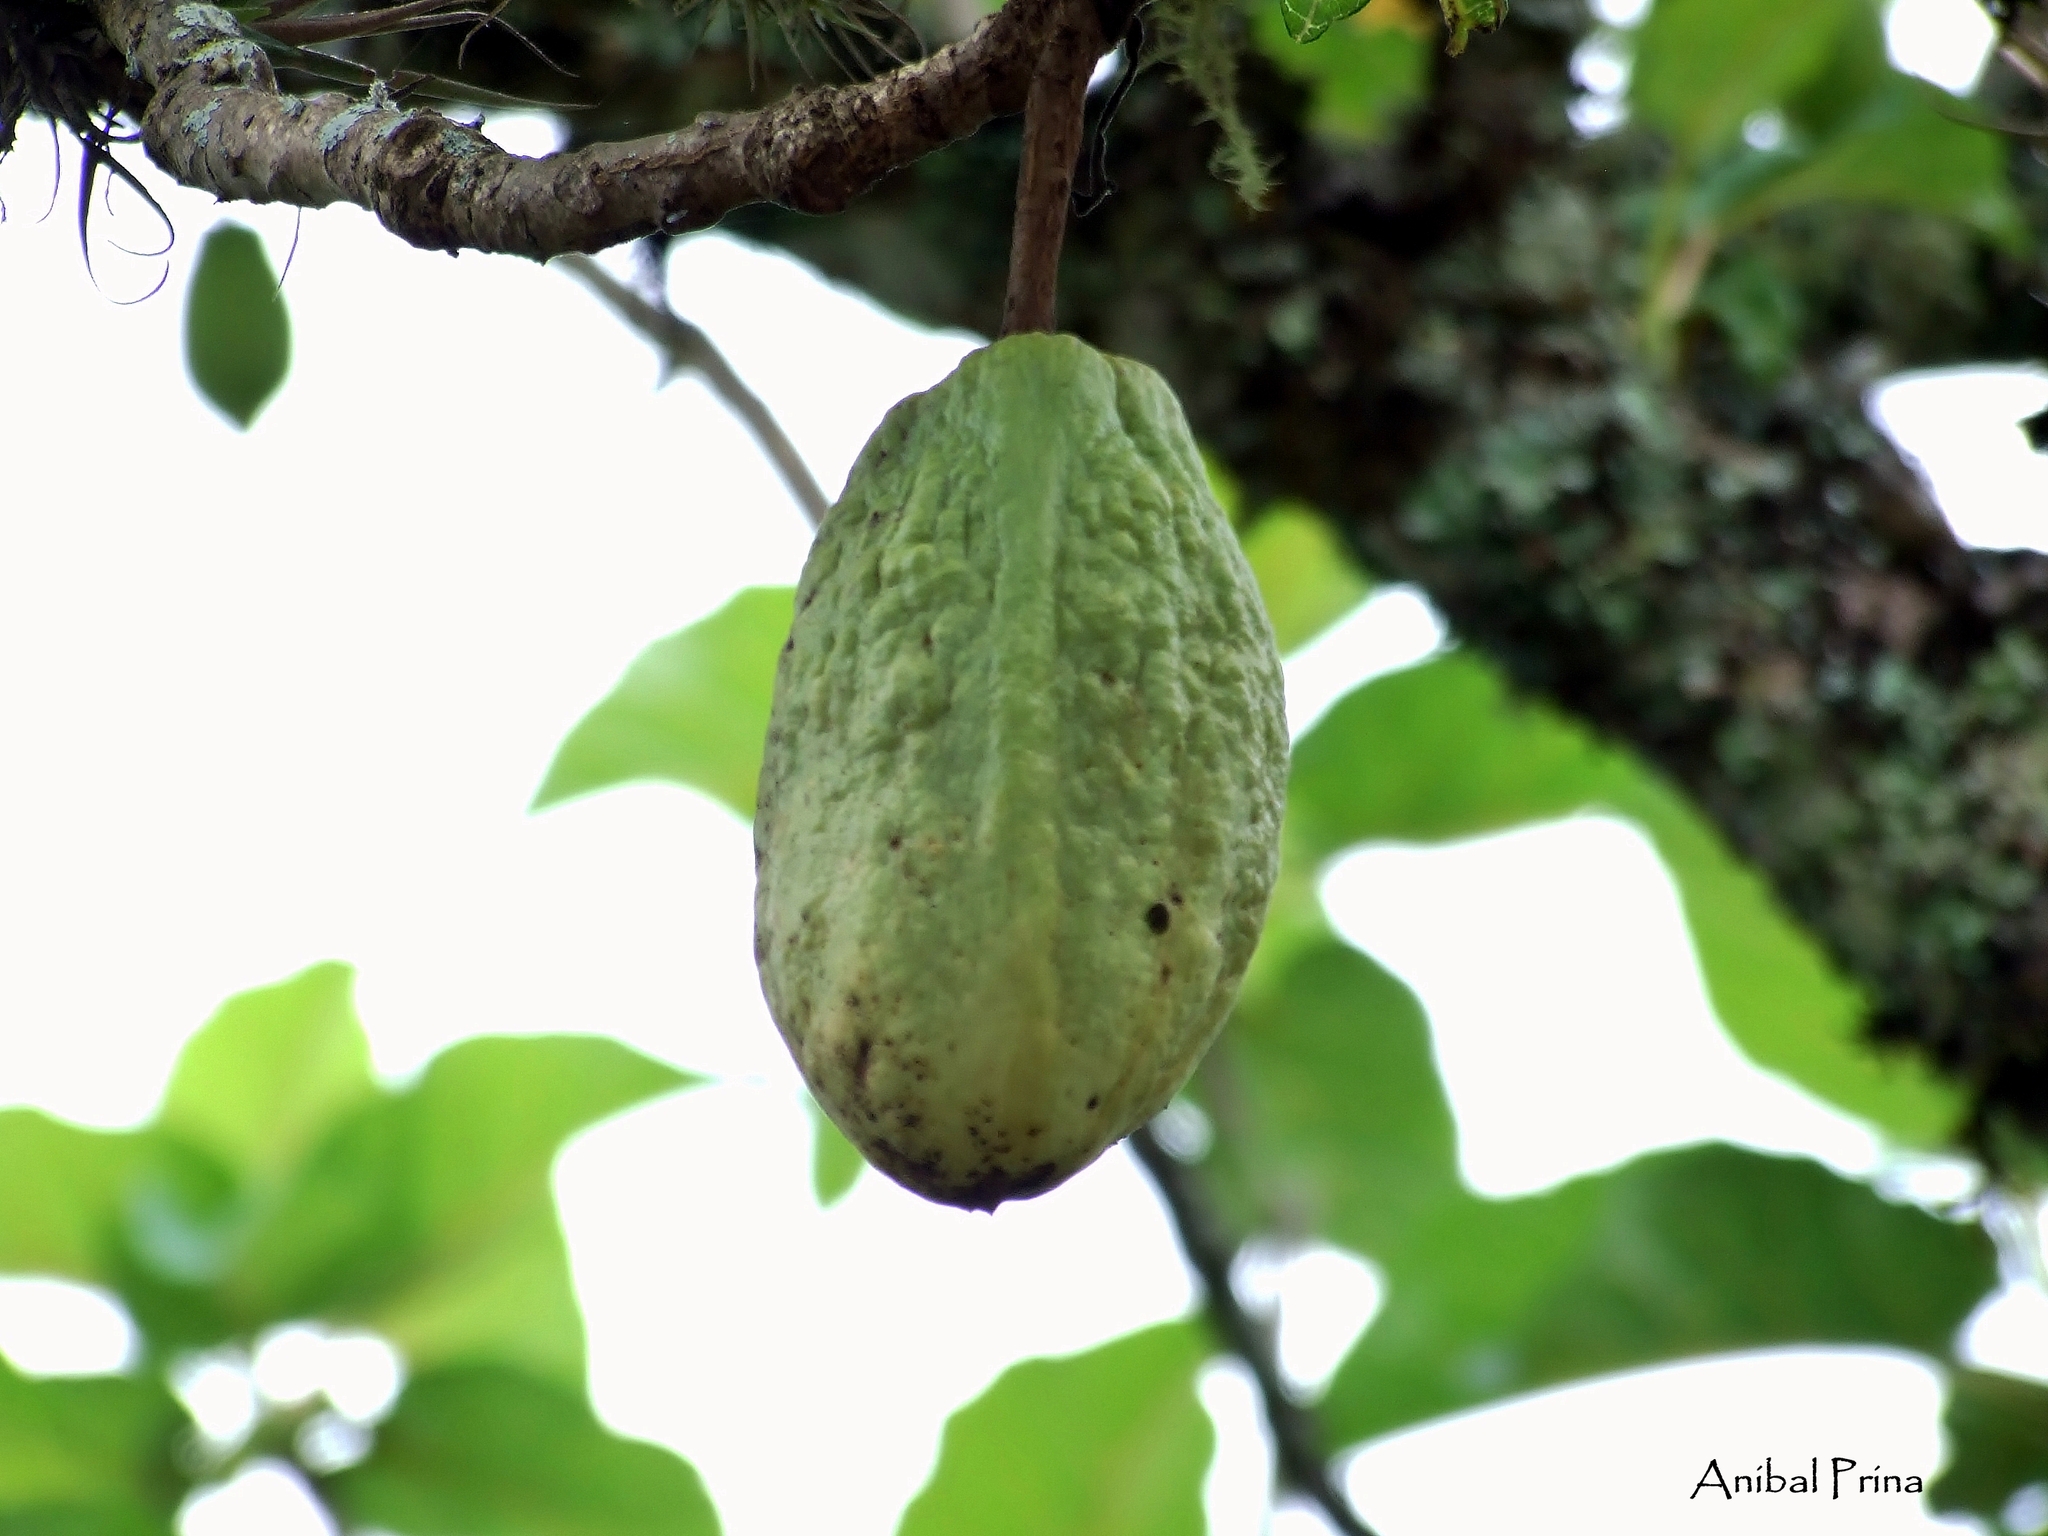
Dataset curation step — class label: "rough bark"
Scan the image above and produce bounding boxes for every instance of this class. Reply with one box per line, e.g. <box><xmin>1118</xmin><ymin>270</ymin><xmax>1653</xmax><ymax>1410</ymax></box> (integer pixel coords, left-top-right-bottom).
<box><xmin>64</xmin><ymin>0</ymin><xmax>1063</xmax><ymax>254</ymax></box>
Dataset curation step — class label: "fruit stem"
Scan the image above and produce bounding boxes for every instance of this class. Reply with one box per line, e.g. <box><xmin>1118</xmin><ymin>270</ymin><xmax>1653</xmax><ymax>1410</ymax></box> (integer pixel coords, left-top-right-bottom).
<box><xmin>998</xmin><ymin>0</ymin><xmax>1102</xmax><ymax>337</ymax></box>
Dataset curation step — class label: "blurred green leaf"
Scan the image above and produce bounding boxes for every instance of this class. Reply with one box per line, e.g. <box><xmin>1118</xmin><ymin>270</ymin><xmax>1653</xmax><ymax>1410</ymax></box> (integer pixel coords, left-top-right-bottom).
<box><xmin>323</xmin><ymin>1363</ymin><xmax>719</xmax><ymax>1536</ymax></box>
<box><xmin>1289</xmin><ymin>653</ymin><xmax>1604</xmax><ymax>849</ymax></box>
<box><xmin>1251</xmin><ymin>3</ymin><xmax>1428</xmax><ymax>140</ymax></box>
<box><xmin>1235</xmin><ymin>813</ymin><xmax>1338</xmax><ymax>1009</ymax></box>
<box><xmin>0</xmin><ymin>1355</ymin><xmax>180</xmax><ymax>1532</ymax></box>
<box><xmin>1224</xmin><ymin>942</ymin><xmax>1998</xmax><ymax>1447</ymax></box>
<box><xmin>1320</xmin><ymin>1136</ymin><xmax>1996</xmax><ymax>1444</ymax></box>
<box><xmin>158</xmin><ymin>962</ymin><xmax>374</xmax><ymax>1189</ymax></box>
<box><xmin>1695</xmin><ymin>248</ymin><xmax>1803</xmax><ymax>382</ymax></box>
<box><xmin>1240</xmin><ymin>503</ymin><xmax>1372</xmax><ymax>655</ymax></box>
<box><xmin>1780</xmin><ymin>0</ymin><xmax>1892</xmax><ymax>140</ymax></box>
<box><xmin>1635</xmin><ymin>0</ymin><xmax>2019</xmax><ymax>336</ymax></box>
<box><xmin>1203</xmin><ymin>942</ymin><xmax>1459</xmax><ymax>1258</ymax></box>
<box><xmin>1276</xmin><ymin>0</ymin><xmax>1366</xmax><ymax>46</ymax></box>
<box><xmin>898</xmin><ymin>1322</ymin><xmax>1212</xmax><ymax>1536</ymax></box>
<box><xmin>534</xmin><ymin>587</ymin><xmax>794</xmax><ymax>817</ymax></box>
<box><xmin>1931</xmin><ymin>1369</ymin><xmax>2048</xmax><ymax>1521</ymax></box>
<box><xmin>805</xmin><ymin>1093</ymin><xmax>864</xmax><ymax>1207</ymax></box>
<box><xmin>0</xmin><ymin>1112</ymin><xmax>146</xmax><ymax>1284</ymax></box>
<box><xmin>108</xmin><ymin>1134</ymin><xmax>245</xmax><ymax>1348</ymax></box>
<box><xmin>0</xmin><ymin>1514</ymin><xmax>173</xmax><ymax>1536</ymax></box>
<box><xmin>1631</xmin><ymin>0</ymin><xmax>1860</xmax><ymax>159</ymax></box>
<box><xmin>1203</xmin><ymin>449</ymin><xmax>1246</xmax><ymax>527</ymax></box>
<box><xmin>183</xmin><ymin>222</ymin><xmax>291</xmax><ymax>430</ymax></box>
<box><xmin>232</xmin><ymin>1035</ymin><xmax>696</xmax><ymax>1386</ymax></box>
<box><xmin>1720</xmin><ymin>77</ymin><xmax>2024</xmax><ymax>247</ymax></box>
<box><xmin>1287</xmin><ymin>652</ymin><xmax>1962</xmax><ymax>1144</ymax></box>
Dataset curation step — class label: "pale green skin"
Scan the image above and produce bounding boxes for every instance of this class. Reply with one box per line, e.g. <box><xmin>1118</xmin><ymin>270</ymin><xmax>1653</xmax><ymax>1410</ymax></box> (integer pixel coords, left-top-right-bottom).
<box><xmin>754</xmin><ymin>333</ymin><xmax>1288</xmax><ymax>1210</ymax></box>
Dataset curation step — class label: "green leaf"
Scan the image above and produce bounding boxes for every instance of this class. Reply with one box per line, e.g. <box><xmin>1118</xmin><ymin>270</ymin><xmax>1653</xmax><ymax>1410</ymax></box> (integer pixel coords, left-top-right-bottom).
<box><xmin>233</xmin><ymin>1036</ymin><xmax>696</xmax><ymax>1386</ymax></box>
<box><xmin>1250</xmin><ymin>3</ymin><xmax>1428</xmax><ymax>142</ymax></box>
<box><xmin>1235</xmin><ymin>813</ymin><xmax>1339</xmax><ymax>1008</ymax></box>
<box><xmin>1276</xmin><ymin>0</ymin><xmax>1367</xmax><ymax>47</ymax></box>
<box><xmin>1719</xmin><ymin>77</ymin><xmax>2024</xmax><ymax>248</ymax></box>
<box><xmin>1930</xmin><ymin>1370</ymin><xmax>2048</xmax><ymax>1521</ymax></box>
<box><xmin>1695</xmin><ymin>248</ymin><xmax>1803</xmax><ymax>383</ymax></box>
<box><xmin>0</xmin><ymin>1113</ymin><xmax>147</xmax><ymax>1284</ymax></box>
<box><xmin>1779</xmin><ymin>0</ymin><xmax>1892</xmax><ymax>141</ymax></box>
<box><xmin>107</xmin><ymin>1133</ymin><xmax>246</xmax><ymax>1347</ymax></box>
<box><xmin>1322</xmin><ymin>1138</ymin><xmax>1995</xmax><ymax>1444</ymax></box>
<box><xmin>1240</xmin><ymin>503</ymin><xmax>1372</xmax><ymax>655</ymax></box>
<box><xmin>158</xmin><ymin>963</ymin><xmax>375</xmax><ymax>1189</ymax></box>
<box><xmin>0</xmin><ymin>1355</ymin><xmax>180</xmax><ymax>1531</ymax></box>
<box><xmin>323</xmin><ymin>1363</ymin><xmax>720</xmax><ymax>1536</ymax></box>
<box><xmin>804</xmin><ymin>1093</ymin><xmax>864</xmax><ymax>1207</ymax></box>
<box><xmin>1202</xmin><ymin>942</ymin><xmax>1460</xmax><ymax>1258</ymax></box>
<box><xmin>898</xmin><ymin>1322</ymin><xmax>1213</xmax><ymax>1536</ymax></box>
<box><xmin>534</xmin><ymin>587</ymin><xmax>794</xmax><ymax>817</ymax></box>
<box><xmin>0</xmin><ymin>1513</ymin><xmax>173</xmax><ymax>1536</ymax></box>
<box><xmin>1287</xmin><ymin>652</ymin><xmax>1962</xmax><ymax>1145</ymax></box>
<box><xmin>183</xmin><ymin>222</ymin><xmax>291</xmax><ymax>430</ymax></box>
<box><xmin>1221</xmin><ymin>931</ymin><xmax>1994</xmax><ymax>1447</ymax></box>
<box><xmin>1288</xmin><ymin>651</ymin><xmax>1593</xmax><ymax>847</ymax></box>
<box><xmin>1631</xmin><ymin>0</ymin><xmax>1860</xmax><ymax>159</ymax></box>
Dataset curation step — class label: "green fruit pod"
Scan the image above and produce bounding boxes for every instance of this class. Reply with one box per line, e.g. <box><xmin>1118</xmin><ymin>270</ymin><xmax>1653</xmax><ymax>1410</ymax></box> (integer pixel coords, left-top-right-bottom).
<box><xmin>754</xmin><ymin>333</ymin><xmax>1287</xmax><ymax>1209</ymax></box>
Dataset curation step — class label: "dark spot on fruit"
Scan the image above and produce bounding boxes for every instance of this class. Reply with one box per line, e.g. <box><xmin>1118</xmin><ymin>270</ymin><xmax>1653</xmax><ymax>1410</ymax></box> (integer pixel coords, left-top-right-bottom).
<box><xmin>889</xmin><ymin>835</ymin><xmax>902</xmax><ymax>851</ymax></box>
<box><xmin>1027</xmin><ymin>1125</ymin><xmax>1043</xmax><ymax>1139</ymax></box>
<box><xmin>852</xmin><ymin>1034</ymin><xmax>873</xmax><ymax>1084</ymax></box>
<box><xmin>922</xmin><ymin>631</ymin><xmax>933</xmax><ymax>651</ymax></box>
<box><xmin>782</xmin><ymin>636</ymin><xmax>794</xmax><ymax>655</ymax></box>
<box><xmin>1146</xmin><ymin>903</ymin><xmax>1171</xmax><ymax>934</ymax></box>
<box><xmin>1169</xmin><ymin>889</ymin><xmax>1184</xmax><ymax>907</ymax></box>
<box><xmin>800</xmin><ymin>588</ymin><xmax>817</xmax><ymax>611</ymax></box>
<box><xmin>1099</xmin><ymin>671</ymin><xmax>1115</xmax><ymax>685</ymax></box>
<box><xmin>869</xmin><ymin>510</ymin><xmax>882</xmax><ymax>526</ymax></box>
<box><xmin>1086</xmin><ymin>1095</ymin><xmax>1100</xmax><ymax>1110</ymax></box>
<box><xmin>901</xmin><ymin>1113</ymin><xmax>922</xmax><ymax>1129</ymax></box>
<box><xmin>1160</xmin><ymin>964</ymin><xmax>1173</xmax><ymax>984</ymax></box>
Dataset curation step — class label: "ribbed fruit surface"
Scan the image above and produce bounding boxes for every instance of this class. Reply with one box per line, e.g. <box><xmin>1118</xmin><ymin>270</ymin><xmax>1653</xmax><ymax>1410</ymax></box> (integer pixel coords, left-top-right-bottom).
<box><xmin>754</xmin><ymin>333</ymin><xmax>1287</xmax><ymax>1209</ymax></box>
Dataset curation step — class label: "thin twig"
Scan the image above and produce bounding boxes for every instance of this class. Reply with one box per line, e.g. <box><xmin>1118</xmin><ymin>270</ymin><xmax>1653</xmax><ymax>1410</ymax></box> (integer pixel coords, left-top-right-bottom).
<box><xmin>998</xmin><ymin>0</ymin><xmax>1100</xmax><ymax>335</ymax></box>
<box><xmin>1129</xmin><ymin>1124</ymin><xmax>1380</xmax><ymax>1536</ymax></box>
<box><xmin>256</xmin><ymin>0</ymin><xmax>489</xmax><ymax>46</ymax></box>
<box><xmin>557</xmin><ymin>253</ymin><xmax>830</xmax><ymax>529</ymax></box>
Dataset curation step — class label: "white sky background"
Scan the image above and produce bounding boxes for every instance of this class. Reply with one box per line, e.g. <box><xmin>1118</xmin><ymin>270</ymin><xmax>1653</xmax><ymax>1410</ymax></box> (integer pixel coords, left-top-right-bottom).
<box><xmin>2</xmin><ymin>8</ymin><xmax>2047</xmax><ymax>1527</ymax></box>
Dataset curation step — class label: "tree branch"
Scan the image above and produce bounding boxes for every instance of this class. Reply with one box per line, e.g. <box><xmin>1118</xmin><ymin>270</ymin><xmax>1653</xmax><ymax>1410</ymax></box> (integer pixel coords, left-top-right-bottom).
<box><xmin>999</xmin><ymin>0</ymin><xmax>1101</xmax><ymax>335</ymax></box>
<box><xmin>84</xmin><ymin>0</ymin><xmax>1062</xmax><ymax>258</ymax></box>
<box><xmin>556</xmin><ymin>252</ymin><xmax>830</xmax><ymax>528</ymax></box>
<box><xmin>1129</xmin><ymin>1124</ymin><xmax>1380</xmax><ymax>1536</ymax></box>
